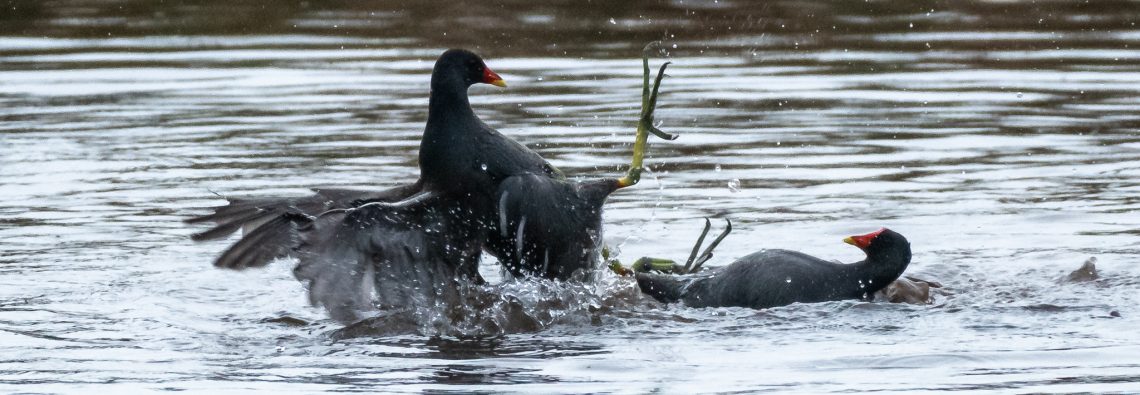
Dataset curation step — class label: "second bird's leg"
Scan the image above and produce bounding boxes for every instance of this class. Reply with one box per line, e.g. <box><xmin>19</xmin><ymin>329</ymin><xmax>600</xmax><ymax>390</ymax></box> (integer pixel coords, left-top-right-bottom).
<box><xmin>686</xmin><ymin>218</ymin><xmax>731</xmax><ymax>273</ymax></box>
<box><xmin>681</xmin><ymin>219</ymin><xmax>714</xmax><ymax>272</ymax></box>
<box><xmin>622</xmin><ymin>218</ymin><xmax>732</xmax><ymax>275</ymax></box>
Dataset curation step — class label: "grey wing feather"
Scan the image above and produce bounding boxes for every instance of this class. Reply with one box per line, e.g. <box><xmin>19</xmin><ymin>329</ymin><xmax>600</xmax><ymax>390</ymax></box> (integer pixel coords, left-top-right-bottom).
<box><xmin>213</xmin><ymin>213</ymin><xmax>309</xmax><ymax>269</ymax></box>
<box><xmin>291</xmin><ymin>210</ymin><xmax>374</xmax><ymax>323</ymax></box>
<box><xmin>187</xmin><ymin>182</ymin><xmax>481</xmax><ymax>324</ymax></box>
<box><xmin>186</xmin><ymin>182</ymin><xmax>421</xmax><ymax>269</ymax></box>
<box><xmin>292</xmin><ymin>197</ymin><xmax>479</xmax><ymax>324</ymax></box>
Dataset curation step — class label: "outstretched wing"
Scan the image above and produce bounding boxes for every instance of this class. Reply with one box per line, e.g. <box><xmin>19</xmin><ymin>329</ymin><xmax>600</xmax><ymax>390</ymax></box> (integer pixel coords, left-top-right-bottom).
<box><xmin>185</xmin><ymin>181</ymin><xmax>422</xmax><ymax>269</ymax></box>
<box><xmin>190</xmin><ymin>188</ymin><xmax>485</xmax><ymax>324</ymax></box>
<box><xmin>292</xmin><ymin>194</ymin><xmax>484</xmax><ymax>323</ymax></box>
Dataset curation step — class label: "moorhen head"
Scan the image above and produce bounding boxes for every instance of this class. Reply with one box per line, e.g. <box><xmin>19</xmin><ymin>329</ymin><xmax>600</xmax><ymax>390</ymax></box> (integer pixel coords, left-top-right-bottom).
<box><xmin>431</xmin><ymin>48</ymin><xmax>507</xmax><ymax>89</ymax></box>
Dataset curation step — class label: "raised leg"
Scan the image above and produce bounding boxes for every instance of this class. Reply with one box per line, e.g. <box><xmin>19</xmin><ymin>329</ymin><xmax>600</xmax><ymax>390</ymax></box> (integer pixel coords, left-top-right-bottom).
<box><xmin>609</xmin><ymin>218</ymin><xmax>733</xmax><ymax>276</ymax></box>
<box><xmin>687</xmin><ymin>219</ymin><xmax>731</xmax><ymax>273</ymax></box>
<box><xmin>618</xmin><ymin>42</ymin><xmax>676</xmax><ymax>189</ymax></box>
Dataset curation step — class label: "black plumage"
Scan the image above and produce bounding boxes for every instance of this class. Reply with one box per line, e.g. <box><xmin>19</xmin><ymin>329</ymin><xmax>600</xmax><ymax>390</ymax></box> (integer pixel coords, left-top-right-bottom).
<box><xmin>187</xmin><ymin>47</ymin><xmax>675</xmax><ymax>322</ymax></box>
<box><xmin>636</xmin><ymin>228</ymin><xmax>912</xmax><ymax>309</ymax></box>
<box><xmin>486</xmin><ymin>50</ymin><xmax>674</xmax><ymax>279</ymax></box>
<box><xmin>490</xmin><ymin>175</ymin><xmax>620</xmax><ymax>279</ymax></box>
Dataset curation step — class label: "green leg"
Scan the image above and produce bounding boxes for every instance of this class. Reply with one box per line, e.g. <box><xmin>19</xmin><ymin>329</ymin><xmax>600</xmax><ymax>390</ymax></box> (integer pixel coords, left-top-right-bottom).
<box><xmin>618</xmin><ymin>42</ymin><xmax>676</xmax><ymax>188</ymax></box>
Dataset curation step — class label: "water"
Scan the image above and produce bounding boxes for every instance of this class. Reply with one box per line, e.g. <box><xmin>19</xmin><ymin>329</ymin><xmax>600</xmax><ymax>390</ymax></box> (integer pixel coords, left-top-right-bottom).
<box><xmin>3</xmin><ymin>1</ymin><xmax>1139</xmax><ymax>392</ymax></box>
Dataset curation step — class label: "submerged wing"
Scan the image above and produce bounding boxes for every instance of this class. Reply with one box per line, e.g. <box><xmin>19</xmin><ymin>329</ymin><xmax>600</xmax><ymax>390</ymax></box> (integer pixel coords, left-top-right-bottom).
<box><xmin>185</xmin><ymin>181</ymin><xmax>422</xmax><ymax>269</ymax></box>
<box><xmin>293</xmin><ymin>193</ymin><xmax>485</xmax><ymax>323</ymax></box>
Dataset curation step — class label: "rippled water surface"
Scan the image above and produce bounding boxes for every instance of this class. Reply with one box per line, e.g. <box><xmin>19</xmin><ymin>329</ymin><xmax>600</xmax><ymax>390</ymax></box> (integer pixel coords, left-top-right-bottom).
<box><xmin>3</xmin><ymin>1</ymin><xmax>1139</xmax><ymax>393</ymax></box>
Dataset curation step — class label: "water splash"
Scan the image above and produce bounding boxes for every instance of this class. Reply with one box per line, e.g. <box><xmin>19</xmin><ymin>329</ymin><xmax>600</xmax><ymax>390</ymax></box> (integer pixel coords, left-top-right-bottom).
<box><xmin>727</xmin><ymin>178</ymin><xmax>741</xmax><ymax>192</ymax></box>
<box><xmin>333</xmin><ymin>270</ymin><xmax>646</xmax><ymax>338</ymax></box>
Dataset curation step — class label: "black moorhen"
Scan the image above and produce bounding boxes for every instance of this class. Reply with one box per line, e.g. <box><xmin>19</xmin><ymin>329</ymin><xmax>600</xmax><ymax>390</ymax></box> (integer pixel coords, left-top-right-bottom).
<box><xmin>186</xmin><ymin>48</ymin><xmax>673</xmax><ymax>322</ymax></box>
<box><xmin>632</xmin><ymin>227</ymin><xmax>912</xmax><ymax>309</ymax></box>
<box><xmin>185</xmin><ymin>49</ymin><xmax>527</xmax><ymax>322</ymax></box>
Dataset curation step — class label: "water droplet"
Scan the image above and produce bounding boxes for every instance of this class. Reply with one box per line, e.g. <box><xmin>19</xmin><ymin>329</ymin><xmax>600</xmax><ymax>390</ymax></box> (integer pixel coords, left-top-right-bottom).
<box><xmin>714</xmin><ymin>164</ymin><xmax>722</xmax><ymax>172</ymax></box>
<box><xmin>609</xmin><ymin>17</ymin><xmax>616</xmax><ymax>24</ymax></box>
<box><xmin>727</xmin><ymin>179</ymin><xmax>741</xmax><ymax>192</ymax></box>
<box><xmin>785</xmin><ymin>277</ymin><xmax>792</xmax><ymax>283</ymax></box>
<box><xmin>1016</xmin><ymin>92</ymin><xmax>1023</xmax><ymax>98</ymax></box>
<box><xmin>480</xmin><ymin>163</ymin><xmax>488</xmax><ymax>171</ymax></box>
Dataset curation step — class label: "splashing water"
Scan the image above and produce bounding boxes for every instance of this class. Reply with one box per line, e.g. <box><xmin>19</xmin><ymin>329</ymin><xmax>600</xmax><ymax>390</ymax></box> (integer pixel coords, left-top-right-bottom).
<box><xmin>333</xmin><ymin>270</ymin><xmax>646</xmax><ymax>339</ymax></box>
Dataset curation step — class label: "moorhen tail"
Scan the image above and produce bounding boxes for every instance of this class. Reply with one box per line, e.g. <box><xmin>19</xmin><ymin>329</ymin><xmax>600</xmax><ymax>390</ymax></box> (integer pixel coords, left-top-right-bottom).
<box><xmin>635</xmin><ymin>228</ymin><xmax>912</xmax><ymax>309</ymax></box>
<box><xmin>491</xmin><ymin>175</ymin><xmax>619</xmax><ymax>279</ymax></box>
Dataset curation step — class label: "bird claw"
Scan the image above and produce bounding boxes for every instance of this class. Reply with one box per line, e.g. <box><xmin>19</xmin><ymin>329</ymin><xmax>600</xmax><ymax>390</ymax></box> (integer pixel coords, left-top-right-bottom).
<box><xmin>673</xmin><ymin>218</ymin><xmax>732</xmax><ymax>274</ymax></box>
<box><xmin>648</xmin><ymin>125</ymin><xmax>678</xmax><ymax>141</ymax></box>
<box><xmin>619</xmin><ymin>218</ymin><xmax>732</xmax><ymax>275</ymax></box>
<box><xmin>681</xmin><ymin>218</ymin><xmax>714</xmax><ymax>272</ymax></box>
<box><xmin>641</xmin><ymin>59</ymin><xmax>673</xmax><ymax>142</ymax></box>
<box><xmin>619</xmin><ymin>44</ymin><xmax>674</xmax><ymax>188</ymax></box>
<box><xmin>687</xmin><ymin>218</ymin><xmax>731</xmax><ymax>273</ymax></box>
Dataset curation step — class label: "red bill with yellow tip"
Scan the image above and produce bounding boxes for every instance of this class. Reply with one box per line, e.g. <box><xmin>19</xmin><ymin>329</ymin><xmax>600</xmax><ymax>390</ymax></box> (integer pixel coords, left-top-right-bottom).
<box><xmin>843</xmin><ymin>228</ymin><xmax>887</xmax><ymax>249</ymax></box>
<box><xmin>483</xmin><ymin>66</ymin><xmax>506</xmax><ymax>87</ymax></box>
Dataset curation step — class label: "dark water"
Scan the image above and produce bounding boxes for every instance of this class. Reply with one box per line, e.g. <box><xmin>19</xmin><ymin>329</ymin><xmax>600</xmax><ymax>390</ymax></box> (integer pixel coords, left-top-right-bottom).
<box><xmin>2</xmin><ymin>1</ymin><xmax>1139</xmax><ymax>392</ymax></box>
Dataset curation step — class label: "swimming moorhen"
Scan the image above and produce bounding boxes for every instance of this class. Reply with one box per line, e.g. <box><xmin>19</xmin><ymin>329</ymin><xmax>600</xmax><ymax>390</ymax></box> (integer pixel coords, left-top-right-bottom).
<box><xmin>632</xmin><ymin>227</ymin><xmax>912</xmax><ymax>309</ymax></box>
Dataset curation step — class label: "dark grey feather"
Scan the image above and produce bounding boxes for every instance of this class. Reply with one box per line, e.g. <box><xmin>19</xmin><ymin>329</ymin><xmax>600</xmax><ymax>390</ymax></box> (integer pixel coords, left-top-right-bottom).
<box><xmin>291</xmin><ymin>194</ymin><xmax>484</xmax><ymax>324</ymax></box>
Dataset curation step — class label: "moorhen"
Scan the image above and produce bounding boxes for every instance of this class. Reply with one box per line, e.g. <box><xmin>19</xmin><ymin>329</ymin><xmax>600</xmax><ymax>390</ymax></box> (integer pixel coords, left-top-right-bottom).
<box><xmin>187</xmin><ymin>47</ymin><xmax>673</xmax><ymax>322</ymax></box>
<box><xmin>629</xmin><ymin>225</ymin><xmax>912</xmax><ymax>309</ymax></box>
